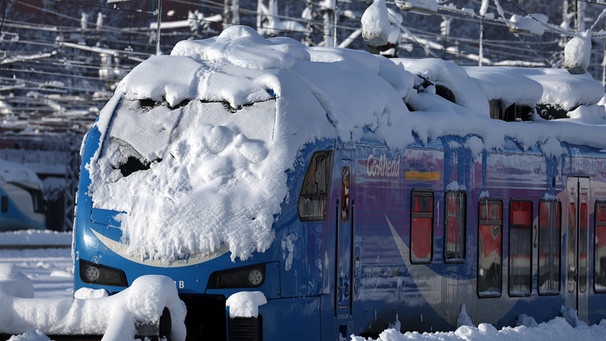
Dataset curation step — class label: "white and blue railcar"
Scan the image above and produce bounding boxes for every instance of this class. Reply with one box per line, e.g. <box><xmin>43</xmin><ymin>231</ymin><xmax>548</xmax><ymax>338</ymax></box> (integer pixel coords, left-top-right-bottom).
<box><xmin>0</xmin><ymin>160</ymin><xmax>45</xmax><ymax>231</ymax></box>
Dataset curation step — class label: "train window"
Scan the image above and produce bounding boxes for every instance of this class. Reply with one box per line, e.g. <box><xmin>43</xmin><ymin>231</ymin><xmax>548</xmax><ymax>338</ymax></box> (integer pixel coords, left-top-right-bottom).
<box><xmin>298</xmin><ymin>151</ymin><xmax>333</xmax><ymax>221</ymax></box>
<box><xmin>478</xmin><ymin>198</ymin><xmax>502</xmax><ymax>297</ymax></box>
<box><xmin>445</xmin><ymin>190</ymin><xmax>466</xmax><ymax>262</ymax></box>
<box><xmin>509</xmin><ymin>200</ymin><xmax>532</xmax><ymax>296</ymax></box>
<box><xmin>595</xmin><ymin>201</ymin><xmax>606</xmax><ymax>292</ymax></box>
<box><xmin>410</xmin><ymin>190</ymin><xmax>434</xmax><ymax>263</ymax></box>
<box><xmin>538</xmin><ymin>199</ymin><xmax>561</xmax><ymax>295</ymax></box>
<box><xmin>1</xmin><ymin>195</ymin><xmax>7</xmax><ymax>213</ymax></box>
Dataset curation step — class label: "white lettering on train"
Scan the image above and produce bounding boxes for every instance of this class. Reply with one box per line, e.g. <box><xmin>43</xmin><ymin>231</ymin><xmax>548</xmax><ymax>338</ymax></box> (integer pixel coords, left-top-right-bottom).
<box><xmin>366</xmin><ymin>154</ymin><xmax>401</xmax><ymax>178</ymax></box>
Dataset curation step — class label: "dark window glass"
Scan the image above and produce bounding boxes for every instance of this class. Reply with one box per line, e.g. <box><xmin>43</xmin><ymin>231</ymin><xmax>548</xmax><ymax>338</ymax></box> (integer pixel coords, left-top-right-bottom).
<box><xmin>538</xmin><ymin>199</ymin><xmax>561</xmax><ymax>295</ymax></box>
<box><xmin>478</xmin><ymin>198</ymin><xmax>502</xmax><ymax>297</ymax></box>
<box><xmin>509</xmin><ymin>200</ymin><xmax>532</xmax><ymax>296</ymax></box>
<box><xmin>445</xmin><ymin>191</ymin><xmax>466</xmax><ymax>262</ymax></box>
<box><xmin>298</xmin><ymin>151</ymin><xmax>332</xmax><ymax>221</ymax></box>
<box><xmin>595</xmin><ymin>201</ymin><xmax>606</xmax><ymax>292</ymax></box>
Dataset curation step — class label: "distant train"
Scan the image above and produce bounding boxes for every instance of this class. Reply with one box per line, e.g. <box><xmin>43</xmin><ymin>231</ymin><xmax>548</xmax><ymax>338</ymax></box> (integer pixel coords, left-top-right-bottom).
<box><xmin>73</xmin><ymin>26</ymin><xmax>606</xmax><ymax>340</ymax></box>
<box><xmin>0</xmin><ymin>160</ymin><xmax>45</xmax><ymax>231</ymax></box>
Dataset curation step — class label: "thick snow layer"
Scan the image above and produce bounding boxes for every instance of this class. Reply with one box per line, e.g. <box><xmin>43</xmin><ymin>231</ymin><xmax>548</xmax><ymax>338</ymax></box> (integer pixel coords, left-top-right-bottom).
<box><xmin>226</xmin><ymin>291</ymin><xmax>267</xmax><ymax>318</ymax></box>
<box><xmin>361</xmin><ymin>0</ymin><xmax>391</xmax><ymax>46</ymax></box>
<box><xmin>509</xmin><ymin>14</ymin><xmax>548</xmax><ymax>36</ymax></box>
<box><xmin>466</xmin><ymin>66</ymin><xmax>604</xmax><ymax>110</ymax></box>
<box><xmin>87</xmin><ymin>25</ymin><xmax>606</xmax><ymax>265</ymax></box>
<box><xmin>0</xmin><ymin>264</ymin><xmax>186</xmax><ymax>340</ymax></box>
<box><xmin>0</xmin><ymin>160</ymin><xmax>42</xmax><ymax>188</ymax></box>
<box><xmin>563</xmin><ymin>31</ymin><xmax>592</xmax><ymax>73</ymax></box>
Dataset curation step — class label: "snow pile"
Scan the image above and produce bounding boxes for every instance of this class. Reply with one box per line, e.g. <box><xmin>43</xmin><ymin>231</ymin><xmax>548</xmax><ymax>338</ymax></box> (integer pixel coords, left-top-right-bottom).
<box><xmin>226</xmin><ymin>291</ymin><xmax>267</xmax><ymax>318</ymax></box>
<box><xmin>509</xmin><ymin>14</ymin><xmax>548</xmax><ymax>36</ymax></box>
<box><xmin>86</xmin><ymin>25</ymin><xmax>606</xmax><ymax>265</ymax></box>
<box><xmin>563</xmin><ymin>31</ymin><xmax>592</xmax><ymax>74</ymax></box>
<box><xmin>396</xmin><ymin>0</ymin><xmax>438</xmax><ymax>12</ymax></box>
<box><xmin>466</xmin><ymin>66</ymin><xmax>603</xmax><ymax>110</ymax></box>
<box><xmin>0</xmin><ymin>264</ymin><xmax>186</xmax><ymax>341</ymax></box>
<box><xmin>351</xmin><ymin>311</ymin><xmax>606</xmax><ymax>341</ymax></box>
<box><xmin>361</xmin><ymin>0</ymin><xmax>391</xmax><ymax>46</ymax></box>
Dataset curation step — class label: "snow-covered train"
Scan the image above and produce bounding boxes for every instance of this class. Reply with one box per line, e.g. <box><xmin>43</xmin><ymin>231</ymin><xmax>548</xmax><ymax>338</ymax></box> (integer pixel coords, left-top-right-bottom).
<box><xmin>0</xmin><ymin>160</ymin><xmax>45</xmax><ymax>231</ymax></box>
<box><xmin>73</xmin><ymin>26</ymin><xmax>606</xmax><ymax>340</ymax></box>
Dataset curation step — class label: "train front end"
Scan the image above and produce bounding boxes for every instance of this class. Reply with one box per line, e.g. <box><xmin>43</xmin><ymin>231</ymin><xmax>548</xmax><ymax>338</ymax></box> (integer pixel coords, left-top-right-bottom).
<box><xmin>72</xmin><ymin>31</ymin><xmax>300</xmax><ymax>340</ymax></box>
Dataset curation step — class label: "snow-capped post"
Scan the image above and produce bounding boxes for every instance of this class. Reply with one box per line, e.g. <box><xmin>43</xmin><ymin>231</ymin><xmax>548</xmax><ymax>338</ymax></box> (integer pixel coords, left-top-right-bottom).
<box><xmin>226</xmin><ymin>291</ymin><xmax>267</xmax><ymax>318</ymax></box>
<box><xmin>361</xmin><ymin>0</ymin><xmax>391</xmax><ymax>47</ymax></box>
<box><xmin>563</xmin><ymin>31</ymin><xmax>591</xmax><ymax>74</ymax></box>
<box><xmin>226</xmin><ymin>291</ymin><xmax>267</xmax><ymax>340</ymax></box>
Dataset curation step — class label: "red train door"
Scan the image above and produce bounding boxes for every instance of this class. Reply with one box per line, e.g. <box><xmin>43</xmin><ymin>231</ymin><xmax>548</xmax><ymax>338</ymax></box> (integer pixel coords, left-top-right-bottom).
<box><xmin>564</xmin><ymin>176</ymin><xmax>590</xmax><ymax>321</ymax></box>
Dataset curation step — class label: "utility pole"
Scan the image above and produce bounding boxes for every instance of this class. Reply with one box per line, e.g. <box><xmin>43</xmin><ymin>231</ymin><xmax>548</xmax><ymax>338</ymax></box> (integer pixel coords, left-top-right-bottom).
<box><xmin>322</xmin><ymin>0</ymin><xmax>336</xmax><ymax>47</ymax></box>
<box><xmin>225</xmin><ymin>0</ymin><xmax>240</xmax><ymax>25</ymax></box>
<box><xmin>155</xmin><ymin>0</ymin><xmax>162</xmax><ymax>55</ymax></box>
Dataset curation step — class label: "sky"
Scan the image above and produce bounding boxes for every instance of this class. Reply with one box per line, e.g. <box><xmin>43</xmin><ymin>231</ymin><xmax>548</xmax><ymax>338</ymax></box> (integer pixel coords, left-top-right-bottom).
<box><xmin>1</xmin><ymin>17</ymin><xmax>606</xmax><ymax>340</ymax></box>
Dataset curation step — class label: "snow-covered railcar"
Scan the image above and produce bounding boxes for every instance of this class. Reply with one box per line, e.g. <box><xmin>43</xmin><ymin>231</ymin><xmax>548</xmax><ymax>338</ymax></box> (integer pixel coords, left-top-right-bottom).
<box><xmin>0</xmin><ymin>160</ymin><xmax>45</xmax><ymax>231</ymax></box>
<box><xmin>73</xmin><ymin>25</ymin><xmax>606</xmax><ymax>340</ymax></box>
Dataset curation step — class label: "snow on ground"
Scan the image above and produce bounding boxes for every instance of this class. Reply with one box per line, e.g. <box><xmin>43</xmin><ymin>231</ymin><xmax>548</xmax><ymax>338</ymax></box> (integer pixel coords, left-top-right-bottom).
<box><xmin>0</xmin><ymin>234</ymin><xmax>186</xmax><ymax>341</ymax></box>
<box><xmin>2</xmin><ymin>231</ymin><xmax>606</xmax><ymax>340</ymax></box>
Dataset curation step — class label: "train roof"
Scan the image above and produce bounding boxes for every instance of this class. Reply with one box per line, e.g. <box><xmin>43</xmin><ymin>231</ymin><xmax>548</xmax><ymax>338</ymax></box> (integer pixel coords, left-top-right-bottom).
<box><xmin>90</xmin><ymin>25</ymin><xmax>606</xmax><ymax>262</ymax></box>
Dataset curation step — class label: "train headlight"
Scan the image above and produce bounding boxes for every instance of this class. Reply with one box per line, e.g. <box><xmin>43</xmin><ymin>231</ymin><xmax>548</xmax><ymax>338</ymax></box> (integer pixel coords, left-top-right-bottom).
<box><xmin>208</xmin><ymin>264</ymin><xmax>266</xmax><ymax>289</ymax></box>
<box><xmin>248</xmin><ymin>269</ymin><xmax>264</xmax><ymax>286</ymax></box>
<box><xmin>79</xmin><ymin>259</ymin><xmax>128</xmax><ymax>287</ymax></box>
<box><xmin>84</xmin><ymin>266</ymin><xmax>100</xmax><ymax>282</ymax></box>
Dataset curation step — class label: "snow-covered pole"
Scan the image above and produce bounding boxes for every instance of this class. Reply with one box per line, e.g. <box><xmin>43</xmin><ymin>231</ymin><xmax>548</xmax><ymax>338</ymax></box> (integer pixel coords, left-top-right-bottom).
<box><xmin>323</xmin><ymin>0</ymin><xmax>336</xmax><ymax>47</ymax></box>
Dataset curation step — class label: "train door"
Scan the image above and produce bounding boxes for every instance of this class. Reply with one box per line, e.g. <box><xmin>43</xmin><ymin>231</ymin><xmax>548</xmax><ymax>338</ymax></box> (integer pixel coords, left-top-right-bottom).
<box><xmin>564</xmin><ymin>176</ymin><xmax>590</xmax><ymax>321</ymax></box>
<box><xmin>335</xmin><ymin>159</ymin><xmax>354</xmax><ymax>332</ymax></box>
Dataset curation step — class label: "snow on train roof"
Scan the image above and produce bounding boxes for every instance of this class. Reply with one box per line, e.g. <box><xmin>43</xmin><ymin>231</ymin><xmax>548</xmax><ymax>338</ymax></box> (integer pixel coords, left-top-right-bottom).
<box><xmin>89</xmin><ymin>25</ymin><xmax>606</xmax><ymax>263</ymax></box>
<box><xmin>0</xmin><ymin>159</ymin><xmax>42</xmax><ymax>187</ymax></box>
